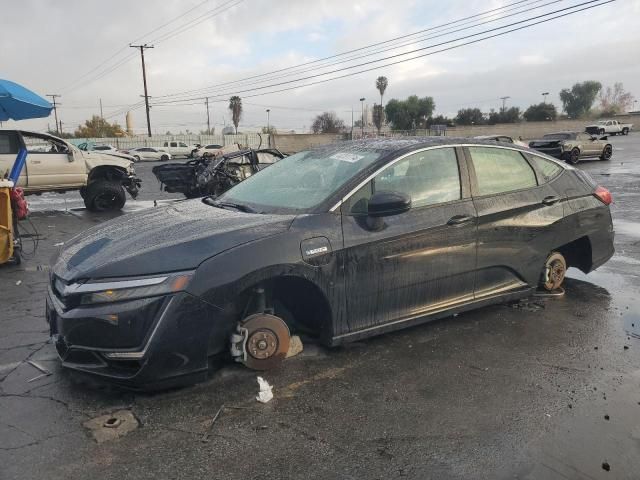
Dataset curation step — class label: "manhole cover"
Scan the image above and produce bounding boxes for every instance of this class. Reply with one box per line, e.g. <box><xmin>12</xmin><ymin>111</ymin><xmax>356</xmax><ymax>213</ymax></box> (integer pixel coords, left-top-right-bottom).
<box><xmin>83</xmin><ymin>410</ymin><xmax>139</xmax><ymax>443</ymax></box>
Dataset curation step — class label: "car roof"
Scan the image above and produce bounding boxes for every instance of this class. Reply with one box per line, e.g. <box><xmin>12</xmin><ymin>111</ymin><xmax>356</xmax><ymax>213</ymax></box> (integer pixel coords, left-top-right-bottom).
<box><xmin>309</xmin><ymin>137</ymin><xmax>530</xmax><ymax>155</ymax></box>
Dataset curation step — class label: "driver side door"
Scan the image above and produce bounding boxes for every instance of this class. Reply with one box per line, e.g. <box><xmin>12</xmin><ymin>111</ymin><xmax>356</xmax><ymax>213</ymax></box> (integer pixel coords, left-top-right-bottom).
<box><xmin>340</xmin><ymin>147</ymin><xmax>478</xmax><ymax>334</ymax></box>
<box><xmin>20</xmin><ymin>133</ymin><xmax>85</xmax><ymax>188</ymax></box>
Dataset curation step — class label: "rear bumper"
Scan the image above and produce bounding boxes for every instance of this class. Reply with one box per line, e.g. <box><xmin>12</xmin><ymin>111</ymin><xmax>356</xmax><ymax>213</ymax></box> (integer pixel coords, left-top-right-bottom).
<box><xmin>46</xmin><ymin>289</ymin><xmax>224</xmax><ymax>390</ymax></box>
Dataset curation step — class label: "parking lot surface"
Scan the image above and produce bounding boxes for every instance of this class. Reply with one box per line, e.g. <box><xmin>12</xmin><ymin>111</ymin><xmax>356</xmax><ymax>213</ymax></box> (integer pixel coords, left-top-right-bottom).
<box><xmin>1</xmin><ymin>137</ymin><xmax>639</xmax><ymax>480</ymax></box>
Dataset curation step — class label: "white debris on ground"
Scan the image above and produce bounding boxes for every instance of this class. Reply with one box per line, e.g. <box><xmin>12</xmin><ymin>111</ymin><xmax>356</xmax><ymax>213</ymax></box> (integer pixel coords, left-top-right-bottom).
<box><xmin>256</xmin><ymin>376</ymin><xmax>273</xmax><ymax>403</ymax></box>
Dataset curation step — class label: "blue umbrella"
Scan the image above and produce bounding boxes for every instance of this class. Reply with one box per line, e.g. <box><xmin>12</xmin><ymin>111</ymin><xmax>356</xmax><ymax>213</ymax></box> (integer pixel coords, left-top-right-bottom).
<box><xmin>0</xmin><ymin>79</ymin><xmax>53</xmax><ymax>121</ymax></box>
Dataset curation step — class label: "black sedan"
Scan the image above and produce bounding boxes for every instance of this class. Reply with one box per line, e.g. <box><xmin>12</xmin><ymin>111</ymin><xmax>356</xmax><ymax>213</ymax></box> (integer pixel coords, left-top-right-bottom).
<box><xmin>47</xmin><ymin>138</ymin><xmax>614</xmax><ymax>389</ymax></box>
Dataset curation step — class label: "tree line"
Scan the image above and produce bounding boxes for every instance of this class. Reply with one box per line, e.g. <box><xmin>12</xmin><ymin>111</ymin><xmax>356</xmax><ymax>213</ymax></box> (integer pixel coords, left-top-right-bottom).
<box><xmin>311</xmin><ymin>79</ymin><xmax>635</xmax><ymax>133</ymax></box>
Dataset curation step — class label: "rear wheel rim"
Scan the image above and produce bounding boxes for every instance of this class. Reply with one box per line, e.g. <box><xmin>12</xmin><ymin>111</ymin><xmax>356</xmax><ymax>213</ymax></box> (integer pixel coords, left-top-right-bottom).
<box><xmin>543</xmin><ymin>254</ymin><xmax>567</xmax><ymax>291</ymax></box>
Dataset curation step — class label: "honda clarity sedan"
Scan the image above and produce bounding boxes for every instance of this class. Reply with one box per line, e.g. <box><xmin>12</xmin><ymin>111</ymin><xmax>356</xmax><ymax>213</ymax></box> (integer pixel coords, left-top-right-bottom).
<box><xmin>47</xmin><ymin>138</ymin><xmax>614</xmax><ymax>389</ymax></box>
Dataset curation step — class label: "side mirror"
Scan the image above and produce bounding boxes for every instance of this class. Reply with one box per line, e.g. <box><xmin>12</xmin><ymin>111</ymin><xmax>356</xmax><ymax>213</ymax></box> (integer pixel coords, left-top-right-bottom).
<box><xmin>368</xmin><ymin>191</ymin><xmax>411</xmax><ymax>217</ymax></box>
<box><xmin>67</xmin><ymin>152</ymin><xmax>74</xmax><ymax>162</ymax></box>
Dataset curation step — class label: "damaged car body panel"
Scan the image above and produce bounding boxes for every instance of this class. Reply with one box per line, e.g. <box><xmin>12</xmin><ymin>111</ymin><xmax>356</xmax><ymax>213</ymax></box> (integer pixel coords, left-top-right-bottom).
<box><xmin>152</xmin><ymin>148</ymin><xmax>285</xmax><ymax>199</ymax></box>
<box><xmin>47</xmin><ymin>138</ymin><xmax>614</xmax><ymax>389</ymax></box>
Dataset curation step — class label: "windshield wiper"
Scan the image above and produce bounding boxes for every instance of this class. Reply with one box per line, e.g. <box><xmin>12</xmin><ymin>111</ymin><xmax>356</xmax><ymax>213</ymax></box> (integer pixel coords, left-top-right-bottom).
<box><xmin>203</xmin><ymin>197</ymin><xmax>257</xmax><ymax>213</ymax></box>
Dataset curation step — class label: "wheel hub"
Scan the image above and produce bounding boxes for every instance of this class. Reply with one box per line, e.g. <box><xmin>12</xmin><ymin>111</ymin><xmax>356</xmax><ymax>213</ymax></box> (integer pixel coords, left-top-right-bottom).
<box><xmin>235</xmin><ymin>314</ymin><xmax>290</xmax><ymax>370</ymax></box>
<box><xmin>544</xmin><ymin>257</ymin><xmax>566</xmax><ymax>291</ymax></box>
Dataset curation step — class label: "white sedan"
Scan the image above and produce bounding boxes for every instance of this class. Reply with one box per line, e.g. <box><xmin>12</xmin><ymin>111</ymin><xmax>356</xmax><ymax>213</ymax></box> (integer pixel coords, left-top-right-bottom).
<box><xmin>124</xmin><ymin>147</ymin><xmax>172</xmax><ymax>162</ymax></box>
<box><xmin>193</xmin><ymin>144</ymin><xmax>224</xmax><ymax>158</ymax></box>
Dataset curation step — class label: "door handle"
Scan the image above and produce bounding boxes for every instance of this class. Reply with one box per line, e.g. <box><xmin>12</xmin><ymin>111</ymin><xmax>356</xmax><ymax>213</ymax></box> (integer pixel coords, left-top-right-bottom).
<box><xmin>31</xmin><ymin>160</ymin><xmax>41</xmax><ymax>164</ymax></box>
<box><xmin>542</xmin><ymin>195</ymin><xmax>560</xmax><ymax>206</ymax></box>
<box><xmin>447</xmin><ymin>215</ymin><xmax>475</xmax><ymax>226</ymax></box>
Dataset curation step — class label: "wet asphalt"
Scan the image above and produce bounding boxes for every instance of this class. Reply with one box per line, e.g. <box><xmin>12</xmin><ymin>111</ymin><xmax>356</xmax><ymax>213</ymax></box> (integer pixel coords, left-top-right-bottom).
<box><xmin>1</xmin><ymin>138</ymin><xmax>639</xmax><ymax>480</ymax></box>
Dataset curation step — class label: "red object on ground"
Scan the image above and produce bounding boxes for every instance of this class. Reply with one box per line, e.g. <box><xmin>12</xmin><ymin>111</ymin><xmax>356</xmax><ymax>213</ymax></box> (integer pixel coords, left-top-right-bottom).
<box><xmin>9</xmin><ymin>187</ymin><xmax>29</xmax><ymax>220</ymax></box>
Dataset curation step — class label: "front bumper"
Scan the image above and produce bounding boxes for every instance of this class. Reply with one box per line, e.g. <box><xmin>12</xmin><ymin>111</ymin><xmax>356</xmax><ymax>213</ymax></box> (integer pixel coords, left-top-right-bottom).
<box><xmin>531</xmin><ymin>147</ymin><xmax>564</xmax><ymax>159</ymax></box>
<box><xmin>123</xmin><ymin>174</ymin><xmax>141</xmax><ymax>199</ymax></box>
<box><xmin>46</xmin><ymin>287</ymin><xmax>226</xmax><ymax>390</ymax></box>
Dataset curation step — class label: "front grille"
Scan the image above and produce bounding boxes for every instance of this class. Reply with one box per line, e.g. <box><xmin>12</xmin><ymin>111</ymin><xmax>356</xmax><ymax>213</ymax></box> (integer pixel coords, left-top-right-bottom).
<box><xmin>585</xmin><ymin>126</ymin><xmax>600</xmax><ymax>134</ymax></box>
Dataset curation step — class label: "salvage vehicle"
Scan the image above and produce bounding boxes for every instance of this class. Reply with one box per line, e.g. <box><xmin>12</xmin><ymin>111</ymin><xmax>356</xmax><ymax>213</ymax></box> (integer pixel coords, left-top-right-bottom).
<box><xmin>0</xmin><ymin>130</ymin><xmax>140</xmax><ymax>212</ymax></box>
<box><xmin>528</xmin><ymin>132</ymin><xmax>613</xmax><ymax>164</ymax></box>
<box><xmin>152</xmin><ymin>148</ymin><xmax>285</xmax><ymax>198</ymax></box>
<box><xmin>585</xmin><ymin>119</ymin><xmax>632</xmax><ymax>136</ymax></box>
<box><xmin>47</xmin><ymin>138</ymin><xmax>614</xmax><ymax>389</ymax></box>
<box><xmin>122</xmin><ymin>147</ymin><xmax>171</xmax><ymax>162</ymax></box>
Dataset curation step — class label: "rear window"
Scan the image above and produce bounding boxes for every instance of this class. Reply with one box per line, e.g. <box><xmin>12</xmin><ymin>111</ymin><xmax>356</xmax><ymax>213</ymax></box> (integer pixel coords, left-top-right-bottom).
<box><xmin>525</xmin><ymin>153</ymin><xmax>563</xmax><ymax>183</ymax></box>
<box><xmin>468</xmin><ymin>147</ymin><xmax>537</xmax><ymax>196</ymax></box>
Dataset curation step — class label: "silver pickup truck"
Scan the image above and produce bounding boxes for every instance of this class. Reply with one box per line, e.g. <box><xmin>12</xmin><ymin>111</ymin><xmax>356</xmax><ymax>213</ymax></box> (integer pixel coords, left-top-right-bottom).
<box><xmin>0</xmin><ymin>130</ymin><xmax>140</xmax><ymax>211</ymax></box>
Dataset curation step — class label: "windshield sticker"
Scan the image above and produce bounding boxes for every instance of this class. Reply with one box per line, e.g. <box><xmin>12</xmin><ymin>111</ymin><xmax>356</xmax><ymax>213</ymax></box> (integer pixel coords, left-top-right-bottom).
<box><xmin>330</xmin><ymin>152</ymin><xmax>364</xmax><ymax>163</ymax></box>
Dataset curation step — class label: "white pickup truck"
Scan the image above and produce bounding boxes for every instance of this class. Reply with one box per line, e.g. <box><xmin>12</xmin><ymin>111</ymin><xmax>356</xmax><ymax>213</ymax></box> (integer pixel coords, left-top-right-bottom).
<box><xmin>585</xmin><ymin>119</ymin><xmax>633</xmax><ymax>136</ymax></box>
<box><xmin>162</xmin><ymin>140</ymin><xmax>198</xmax><ymax>158</ymax></box>
<box><xmin>0</xmin><ymin>130</ymin><xmax>140</xmax><ymax>212</ymax></box>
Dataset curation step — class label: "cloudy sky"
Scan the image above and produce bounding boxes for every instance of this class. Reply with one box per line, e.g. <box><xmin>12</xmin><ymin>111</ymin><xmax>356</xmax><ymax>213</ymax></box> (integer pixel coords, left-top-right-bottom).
<box><xmin>2</xmin><ymin>0</ymin><xmax>639</xmax><ymax>134</ymax></box>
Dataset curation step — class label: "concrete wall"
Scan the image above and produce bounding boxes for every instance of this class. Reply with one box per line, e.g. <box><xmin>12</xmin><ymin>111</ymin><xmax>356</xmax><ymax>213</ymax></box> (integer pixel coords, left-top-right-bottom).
<box><xmin>271</xmin><ymin>133</ymin><xmax>344</xmax><ymax>154</ymax></box>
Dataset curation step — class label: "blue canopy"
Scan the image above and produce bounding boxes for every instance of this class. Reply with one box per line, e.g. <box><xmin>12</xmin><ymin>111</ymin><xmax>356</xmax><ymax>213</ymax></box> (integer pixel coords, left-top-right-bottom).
<box><xmin>0</xmin><ymin>79</ymin><xmax>53</xmax><ymax>121</ymax></box>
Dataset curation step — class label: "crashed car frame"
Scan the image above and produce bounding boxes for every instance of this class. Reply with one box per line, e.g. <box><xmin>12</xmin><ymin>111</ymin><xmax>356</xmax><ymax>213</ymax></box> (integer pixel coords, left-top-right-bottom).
<box><xmin>152</xmin><ymin>148</ymin><xmax>285</xmax><ymax>198</ymax></box>
<box><xmin>47</xmin><ymin>138</ymin><xmax>614</xmax><ymax>390</ymax></box>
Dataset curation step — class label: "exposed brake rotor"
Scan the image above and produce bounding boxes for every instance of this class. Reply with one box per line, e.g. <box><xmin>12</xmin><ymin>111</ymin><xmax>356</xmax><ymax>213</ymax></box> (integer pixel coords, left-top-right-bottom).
<box><xmin>238</xmin><ymin>313</ymin><xmax>290</xmax><ymax>371</ymax></box>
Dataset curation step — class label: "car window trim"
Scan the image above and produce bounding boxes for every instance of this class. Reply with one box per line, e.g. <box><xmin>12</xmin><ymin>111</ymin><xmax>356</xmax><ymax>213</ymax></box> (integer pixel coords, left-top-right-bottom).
<box><xmin>329</xmin><ymin>145</ymin><xmax>469</xmax><ymax>212</ymax></box>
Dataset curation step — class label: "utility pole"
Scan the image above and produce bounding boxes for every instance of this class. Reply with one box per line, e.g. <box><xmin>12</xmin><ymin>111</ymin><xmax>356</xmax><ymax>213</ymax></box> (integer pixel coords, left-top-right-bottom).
<box><xmin>46</xmin><ymin>94</ymin><xmax>61</xmax><ymax>134</ymax></box>
<box><xmin>130</xmin><ymin>44</ymin><xmax>154</xmax><ymax>137</ymax></box>
<box><xmin>205</xmin><ymin>97</ymin><xmax>211</xmax><ymax>134</ymax></box>
<box><xmin>59</xmin><ymin>120</ymin><xmax>63</xmax><ymax>135</ymax></box>
<box><xmin>99</xmin><ymin>98</ymin><xmax>104</xmax><ymax>118</ymax></box>
<box><xmin>266</xmin><ymin>109</ymin><xmax>270</xmax><ymax>132</ymax></box>
<box><xmin>541</xmin><ymin>92</ymin><xmax>549</xmax><ymax>104</ymax></box>
<box><xmin>360</xmin><ymin>97</ymin><xmax>365</xmax><ymax>137</ymax></box>
<box><xmin>500</xmin><ymin>96</ymin><xmax>510</xmax><ymax>113</ymax></box>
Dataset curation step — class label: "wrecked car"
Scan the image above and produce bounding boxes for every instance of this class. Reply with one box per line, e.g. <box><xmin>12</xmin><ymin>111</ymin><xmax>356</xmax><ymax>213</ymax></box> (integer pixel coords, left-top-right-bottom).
<box><xmin>528</xmin><ymin>131</ymin><xmax>613</xmax><ymax>164</ymax></box>
<box><xmin>152</xmin><ymin>148</ymin><xmax>285</xmax><ymax>198</ymax></box>
<box><xmin>47</xmin><ymin>138</ymin><xmax>614</xmax><ymax>389</ymax></box>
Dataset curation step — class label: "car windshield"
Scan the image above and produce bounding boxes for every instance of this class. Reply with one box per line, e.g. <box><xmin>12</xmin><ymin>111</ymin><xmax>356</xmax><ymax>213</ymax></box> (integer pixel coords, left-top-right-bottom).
<box><xmin>543</xmin><ymin>133</ymin><xmax>574</xmax><ymax>140</ymax></box>
<box><xmin>218</xmin><ymin>145</ymin><xmax>385</xmax><ymax>213</ymax></box>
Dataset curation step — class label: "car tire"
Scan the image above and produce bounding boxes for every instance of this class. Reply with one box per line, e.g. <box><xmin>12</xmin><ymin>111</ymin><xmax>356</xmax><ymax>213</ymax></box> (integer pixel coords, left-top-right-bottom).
<box><xmin>540</xmin><ymin>252</ymin><xmax>567</xmax><ymax>292</ymax></box>
<box><xmin>622</xmin><ymin>127</ymin><xmax>629</xmax><ymax>135</ymax></box>
<box><xmin>79</xmin><ymin>186</ymin><xmax>87</xmax><ymax>199</ymax></box>
<box><xmin>600</xmin><ymin>144</ymin><xmax>613</xmax><ymax>161</ymax></box>
<box><xmin>160</xmin><ymin>155</ymin><xmax>169</xmax><ymax>161</ymax></box>
<box><xmin>133</xmin><ymin>155</ymin><xmax>141</xmax><ymax>162</ymax></box>
<box><xmin>84</xmin><ymin>180</ymin><xmax>126</xmax><ymax>212</ymax></box>
<box><xmin>566</xmin><ymin>148</ymin><xmax>580</xmax><ymax>165</ymax></box>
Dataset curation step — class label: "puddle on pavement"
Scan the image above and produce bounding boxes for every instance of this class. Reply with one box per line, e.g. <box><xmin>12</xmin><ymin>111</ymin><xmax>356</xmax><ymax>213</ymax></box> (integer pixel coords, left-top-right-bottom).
<box><xmin>613</xmin><ymin>219</ymin><xmax>640</xmax><ymax>238</ymax></box>
<box><xmin>567</xmin><ymin>268</ymin><xmax>640</xmax><ymax>344</ymax></box>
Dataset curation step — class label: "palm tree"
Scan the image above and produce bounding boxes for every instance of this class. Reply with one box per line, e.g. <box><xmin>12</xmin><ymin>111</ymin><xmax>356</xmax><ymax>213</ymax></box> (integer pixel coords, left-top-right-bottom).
<box><xmin>376</xmin><ymin>76</ymin><xmax>388</xmax><ymax>107</ymax></box>
<box><xmin>228</xmin><ymin>96</ymin><xmax>243</xmax><ymax>134</ymax></box>
<box><xmin>375</xmin><ymin>76</ymin><xmax>388</xmax><ymax>130</ymax></box>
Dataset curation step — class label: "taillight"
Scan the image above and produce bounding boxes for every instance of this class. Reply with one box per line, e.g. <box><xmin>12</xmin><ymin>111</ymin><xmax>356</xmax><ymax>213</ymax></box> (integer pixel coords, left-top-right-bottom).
<box><xmin>594</xmin><ymin>186</ymin><xmax>612</xmax><ymax>205</ymax></box>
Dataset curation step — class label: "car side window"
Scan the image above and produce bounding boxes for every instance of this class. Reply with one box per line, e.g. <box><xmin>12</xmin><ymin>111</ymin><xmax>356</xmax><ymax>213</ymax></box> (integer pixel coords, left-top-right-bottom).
<box><xmin>523</xmin><ymin>153</ymin><xmax>563</xmax><ymax>183</ymax></box>
<box><xmin>179</xmin><ymin>142</ymin><xmax>188</xmax><ymax>147</ymax></box>
<box><xmin>469</xmin><ymin>147</ymin><xmax>537</xmax><ymax>196</ymax></box>
<box><xmin>344</xmin><ymin>147</ymin><xmax>461</xmax><ymax>214</ymax></box>
<box><xmin>0</xmin><ymin>132</ymin><xmax>20</xmax><ymax>154</ymax></box>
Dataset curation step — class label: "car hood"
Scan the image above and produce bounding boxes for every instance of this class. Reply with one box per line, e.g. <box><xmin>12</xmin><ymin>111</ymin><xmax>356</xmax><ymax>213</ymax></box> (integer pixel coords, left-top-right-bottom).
<box><xmin>79</xmin><ymin>150</ymin><xmax>133</xmax><ymax>170</ymax></box>
<box><xmin>52</xmin><ymin>200</ymin><xmax>295</xmax><ymax>281</ymax></box>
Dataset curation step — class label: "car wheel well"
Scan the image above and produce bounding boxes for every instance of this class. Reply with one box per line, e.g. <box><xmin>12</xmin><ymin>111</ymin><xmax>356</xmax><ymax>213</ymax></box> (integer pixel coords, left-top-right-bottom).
<box><xmin>556</xmin><ymin>236</ymin><xmax>592</xmax><ymax>273</ymax></box>
<box><xmin>237</xmin><ymin>276</ymin><xmax>332</xmax><ymax>339</ymax></box>
<box><xmin>88</xmin><ymin>166</ymin><xmax>126</xmax><ymax>184</ymax></box>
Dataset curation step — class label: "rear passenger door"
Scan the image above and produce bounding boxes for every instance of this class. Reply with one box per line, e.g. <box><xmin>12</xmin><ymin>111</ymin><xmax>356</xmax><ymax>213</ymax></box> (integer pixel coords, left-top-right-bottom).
<box><xmin>465</xmin><ymin>146</ymin><xmax>566</xmax><ymax>296</ymax></box>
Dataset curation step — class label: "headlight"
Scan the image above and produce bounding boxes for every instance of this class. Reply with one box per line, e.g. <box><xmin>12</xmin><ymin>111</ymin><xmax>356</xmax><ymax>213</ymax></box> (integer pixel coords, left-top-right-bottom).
<box><xmin>563</xmin><ymin>143</ymin><xmax>573</xmax><ymax>150</ymax></box>
<box><xmin>59</xmin><ymin>271</ymin><xmax>194</xmax><ymax>305</ymax></box>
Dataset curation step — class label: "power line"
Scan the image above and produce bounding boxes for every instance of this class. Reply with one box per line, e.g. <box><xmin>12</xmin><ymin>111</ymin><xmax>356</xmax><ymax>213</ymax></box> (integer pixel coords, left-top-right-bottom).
<box><xmin>154</xmin><ymin>0</ymin><xmax>550</xmax><ymax>100</ymax></box>
<box><xmin>154</xmin><ymin>0</ymin><xmax>614</xmax><ymax>104</ymax></box>
<box><xmin>59</xmin><ymin>0</ymin><xmax>244</xmax><ymax>94</ymax></box>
